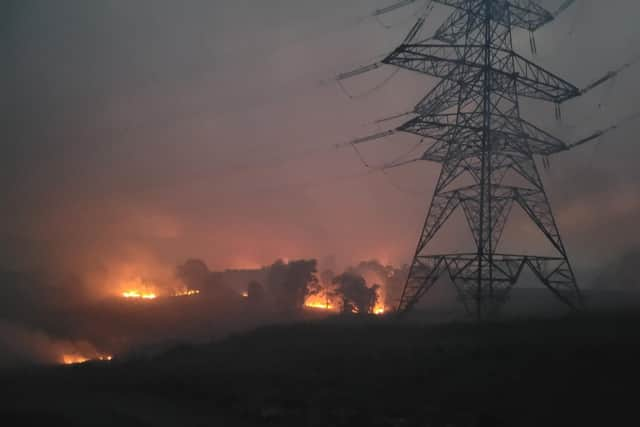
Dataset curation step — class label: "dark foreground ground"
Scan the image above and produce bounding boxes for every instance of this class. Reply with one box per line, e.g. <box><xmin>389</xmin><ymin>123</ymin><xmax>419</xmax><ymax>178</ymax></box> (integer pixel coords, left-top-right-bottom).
<box><xmin>1</xmin><ymin>311</ymin><xmax>639</xmax><ymax>427</ymax></box>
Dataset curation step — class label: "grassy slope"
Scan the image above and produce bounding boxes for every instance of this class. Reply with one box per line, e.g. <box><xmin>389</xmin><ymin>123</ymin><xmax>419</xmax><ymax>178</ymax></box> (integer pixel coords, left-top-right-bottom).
<box><xmin>1</xmin><ymin>312</ymin><xmax>639</xmax><ymax>426</ymax></box>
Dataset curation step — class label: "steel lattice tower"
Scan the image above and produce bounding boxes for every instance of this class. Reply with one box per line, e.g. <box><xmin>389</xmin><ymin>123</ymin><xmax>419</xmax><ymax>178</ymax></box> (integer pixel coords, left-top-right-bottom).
<box><xmin>380</xmin><ymin>0</ymin><xmax>584</xmax><ymax>319</ymax></box>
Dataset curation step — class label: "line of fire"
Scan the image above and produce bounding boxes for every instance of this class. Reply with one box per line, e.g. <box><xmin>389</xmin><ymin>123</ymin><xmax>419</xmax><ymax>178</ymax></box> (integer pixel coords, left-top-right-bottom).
<box><xmin>50</xmin><ymin>258</ymin><xmax>399</xmax><ymax>366</ymax></box>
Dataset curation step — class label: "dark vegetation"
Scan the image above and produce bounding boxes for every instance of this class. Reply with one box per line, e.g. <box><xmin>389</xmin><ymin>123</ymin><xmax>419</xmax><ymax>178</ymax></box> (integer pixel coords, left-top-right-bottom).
<box><xmin>332</xmin><ymin>271</ymin><xmax>380</xmax><ymax>314</ymax></box>
<box><xmin>1</xmin><ymin>311</ymin><xmax>639</xmax><ymax>426</ymax></box>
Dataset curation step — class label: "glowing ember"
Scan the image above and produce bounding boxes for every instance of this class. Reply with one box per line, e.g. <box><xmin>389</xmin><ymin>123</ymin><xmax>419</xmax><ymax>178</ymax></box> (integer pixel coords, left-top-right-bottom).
<box><xmin>174</xmin><ymin>289</ymin><xmax>200</xmax><ymax>297</ymax></box>
<box><xmin>122</xmin><ymin>290</ymin><xmax>157</xmax><ymax>299</ymax></box>
<box><xmin>62</xmin><ymin>353</ymin><xmax>113</xmax><ymax>365</ymax></box>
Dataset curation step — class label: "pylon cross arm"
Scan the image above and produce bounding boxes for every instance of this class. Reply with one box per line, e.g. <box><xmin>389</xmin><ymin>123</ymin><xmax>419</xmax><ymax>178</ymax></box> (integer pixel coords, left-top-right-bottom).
<box><xmin>433</xmin><ymin>0</ymin><xmax>553</xmax><ymax>31</ymax></box>
<box><xmin>433</xmin><ymin>8</ymin><xmax>482</xmax><ymax>44</ymax></box>
<box><xmin>397</xmin><ymin>113</ymin><xmax>568</xmax><ymax>156</ymax></box>
<box><xmin>384</xmin><ymin>44</ymin><xmax>579</xmax><ymax>102</ymax></box>
<box><xmin>509</xmin><ymin>51</ymin><xmax>580</xmax><ymax>102</ymax></box>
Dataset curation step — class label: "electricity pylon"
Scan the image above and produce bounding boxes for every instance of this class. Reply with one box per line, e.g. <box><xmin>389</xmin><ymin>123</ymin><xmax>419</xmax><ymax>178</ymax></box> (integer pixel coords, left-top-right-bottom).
<box><xmin>376</xmin><ymin>0</ymin><xmax>584</xmax><ymax>319</ymax></box>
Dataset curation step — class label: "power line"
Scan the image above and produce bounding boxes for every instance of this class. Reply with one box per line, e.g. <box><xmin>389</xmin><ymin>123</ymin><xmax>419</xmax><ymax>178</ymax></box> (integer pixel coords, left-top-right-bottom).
<box><xmin>553</xmin><ymin>0</ymin><xmax>577</xmax><ymax>17</ymax></box>
<box><xmin>568</xmin><ymin>110</ymin><xmax>640</xmax><ymax>150</ymax></box>
<box><xmin>374</xmin><ymin>0</ymin><xmax>432</xmax><ymax>30</ymax></box>
<box><xmin>337</xmin><ymin>68</ymin><xmax>401</xmax><ymax>100</ymax></box>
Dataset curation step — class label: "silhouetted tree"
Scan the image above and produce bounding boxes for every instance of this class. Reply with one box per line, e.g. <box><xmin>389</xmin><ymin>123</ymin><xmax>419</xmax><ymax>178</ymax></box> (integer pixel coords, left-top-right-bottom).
<box><xmin>349</xmin><ymin>260</ymin><xmax>409</xmax><ymax>309</ymax></box>
<box><xmin>332</xmin><ymin>272</ymin><xmax>380</xmax><ymax>314</ymax></box>
<box><xmin>266</xmin><ymin>259</ymin><xmax>319</xmax><ymax>311</ymax></box>
<box><xmin>177</xmin><ymin>259</ymin><xmax>210</xmax><ymax>289</ymax></box>
<box><xmin>176</xmin><ymin>258</ymin><xmax>232</xmax><ymax>298</ymax></box>
<box><xmin>247</xmin><ymin>280</ymin><xmax>265</xmax><ymax>304</ymax></box>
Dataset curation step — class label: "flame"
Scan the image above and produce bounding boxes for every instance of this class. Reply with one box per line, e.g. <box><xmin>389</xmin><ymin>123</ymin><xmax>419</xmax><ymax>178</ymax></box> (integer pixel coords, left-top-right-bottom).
<box><xmin>118</xmin><ymin>277</ymin><xmax>201</xmax><ymax>300</ymax></box>
<box><xmin>304</xmin><ymin>291</ymin><xmax>386</xmax><ymax>314</ymax></box>
<box><xmin>62</xmin><ymin>354</ymin><xmax>89</xmax><ymax>365</ymax></box>
<box><xmin>62</xmin><ymin>353</ymin><xmax>113</xmax><ymax>365</ymax></box>
<box><xmin>173</xmin><ymin>289</ymin><xmax>200</xmax><ymax>297</ymax></box>
<box><xmin>305</xmin><ymin>302</ymin><xmax>335</xmax><ymax>310</ymax></box>
<box><xmin>241</xmin><ymin>291</ymin><xmax>249</xmax><ymax>298</ymax></box>
<box><xmin>119</xmin><ymin>277</ymin><xmax>159</xmax><ymax>300</ymax></box>
<box><xmin>373</xmin><ymin>293</ymin><xmax>386</xmax><ymax>315</ymax></box>
<box><xmin>122</xmin><ymin>290</ymin><xmax>157</xmax><ymax>299</ymax></box>
<box><xmin>304</xmin><ymin>293</ymin><xmax>337</xmax><ymax>311</ymax></box>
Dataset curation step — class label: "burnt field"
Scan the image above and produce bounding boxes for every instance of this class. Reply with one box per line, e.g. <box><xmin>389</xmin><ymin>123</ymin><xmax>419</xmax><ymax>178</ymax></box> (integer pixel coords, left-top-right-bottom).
<box><xmin>1</xmin><ymin>311</ymin><xmax>639</xmax><ymax>427</ymax></box>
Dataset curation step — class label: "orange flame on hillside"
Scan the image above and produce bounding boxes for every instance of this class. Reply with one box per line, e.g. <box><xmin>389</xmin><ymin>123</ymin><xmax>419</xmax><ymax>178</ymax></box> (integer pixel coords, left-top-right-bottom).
<box><xmin>118</xmin><ymin>277</ymin><xmax>200</xmax><ymax>300</ymax></box>
<box><xmin>304</xmin><ymin>293</ymin><xmax>338</xmax><ymax>311</ymax></box>
<box><xmin>303</xmin><ymin>291</ymin><xmax>386</xmax><ymax>315</ymax></box>
<box><xmin>119</xmin><ymin>277</ymin><xmax>159</xmax><ymax>300</ymax></box>
<box><xmin>373</xmin><ymin>289</ymin><xmax>386</xmax><ymax>315</ymax></box>
<box><xmin>62</xmin><ymin>353</ymin><xmax>113</xmax><ymax>365</ymax></box>
<box><xmin>173</xmin><ymin>289</ymin><xmax>200</xmax><ymax>297</ymax></box>
<box><xmin>122</xmin><ymin>290</ymin><xmax>157</xmax><ymax>299</ymax></box>
<box><xmin>373</xmin><ymin>302</ymin><xmax>385</xmax><ymax>315</ymax></box>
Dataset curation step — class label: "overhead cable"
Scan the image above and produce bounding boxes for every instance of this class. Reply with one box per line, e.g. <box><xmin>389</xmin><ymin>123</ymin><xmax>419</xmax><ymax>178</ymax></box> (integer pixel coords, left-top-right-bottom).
<box><xmin>568</xmin><ymin>110</ymin><xmax>640</xmax><ymax>150</ymax></box>
<box><xmin>553</xmin><ymin>0</ymin><xmax>577</xmax><ymax>17</ymax></box>
<box><xmin>335</xmin><ymin>129</ymin><xmax>396</xmax><ymax>149</ymax></box>
<box><xmin>579</xmin><ymin>54</ymin><xmax>640</xmax><ymax>96</ymax></box>
<box><xmin>372</xmin><ymin>0</ymin><xmax>419</xmax><ymax>17</ymax></box>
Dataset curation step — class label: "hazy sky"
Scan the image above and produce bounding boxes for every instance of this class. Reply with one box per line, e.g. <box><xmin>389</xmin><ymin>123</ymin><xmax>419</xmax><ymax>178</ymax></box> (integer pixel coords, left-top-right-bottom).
<box><xmin>2</xmin><ymin>0</ymin><xmax>640</xmax><ymax>288</ymax></box>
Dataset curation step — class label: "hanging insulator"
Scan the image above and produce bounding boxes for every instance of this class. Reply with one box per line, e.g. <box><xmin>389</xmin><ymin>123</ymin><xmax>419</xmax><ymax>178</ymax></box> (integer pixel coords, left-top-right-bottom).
<box><xmin>555</xmin><ymin>103</ymin><xmax>562</xmax><ymax>120</ymax></box>
<box><xmin>372</xmin><ymin>0</ymin><xmax>417</xmax><ymax>17</ymax></box>
<box><xmin>529</xmin><ymin>31</ymin><xmax>538</xmax><ymax>55</ymax></box>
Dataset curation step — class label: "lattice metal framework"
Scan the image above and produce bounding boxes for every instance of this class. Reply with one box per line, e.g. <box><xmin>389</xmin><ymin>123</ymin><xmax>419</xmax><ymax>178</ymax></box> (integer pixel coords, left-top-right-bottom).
<box><xmin>385</xmin><ymin>0</ymin><xmax>583</xmax><ymax>319</ymax></box>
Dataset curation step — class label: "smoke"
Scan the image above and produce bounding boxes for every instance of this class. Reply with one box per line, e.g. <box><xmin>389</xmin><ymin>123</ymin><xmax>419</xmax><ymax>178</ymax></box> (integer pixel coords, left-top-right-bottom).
<box><xmin>0</xmin><ymin>257</ymin><xmax>327</xmax><ymax>366</ymax></box>
<box><xmin>346</xmin><ymin>260</ymin><xmax>409</xmax><ymax>308</ymax></box>
<box><xmin>1</xmin><ymin>0</ymin><xmax>638</xmax><ymax>304</ymax></box>
<box><xmin>0</xmin><ymin>321</ymin><xmax>105</xmax><ymax>367</ymax></box>
<box><xmin>592</xmin><ymin>247</ymin><xmax>640</xmax><ymax>290</ymax></box>
<box><xmin>0</xmin><ymin>270</ymin><xmax>111</xmax><ymax>366</ymax></box>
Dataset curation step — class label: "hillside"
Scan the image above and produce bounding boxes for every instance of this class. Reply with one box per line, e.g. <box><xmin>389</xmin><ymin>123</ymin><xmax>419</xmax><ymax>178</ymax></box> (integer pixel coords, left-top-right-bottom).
<box><xmin>1</xmin><ymin>311</ymin><xmax>639</xmax><ymax>426</ymax></box>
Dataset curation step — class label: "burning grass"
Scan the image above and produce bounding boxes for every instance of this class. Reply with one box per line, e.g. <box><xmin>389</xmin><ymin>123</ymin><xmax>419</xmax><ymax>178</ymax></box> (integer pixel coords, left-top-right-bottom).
<box><xmin>122</xmin><ymin>290</ymin><xmax>157</xmax><ymax>300</ymax></box>
<box><xmin>173</xmin><ymin>289</ymin><xmax>200</xmax><ymax>297</ymax></box>
<box><xmin>118</xmin><ymin>278</ymin><xmax>200</xmax><ymax>301</ymax></box>
<box><xmin>303</xmin><ymin>292</ymin><xmax>337</xmax><ymax>311</ymax></box>
<box><xmin>303</xmin><ymin>290</ymin><xmax>386</xmax><ymax>315</ymax></box>
<box><xmin>61</xmin><ymin>353</ymin><xmax>112</xmax><ymax>365</ymax></box>
<box><xmin>119</xmin><ymin>277</ymin><xmax>159</xmax><ymax>300</ymax></box>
